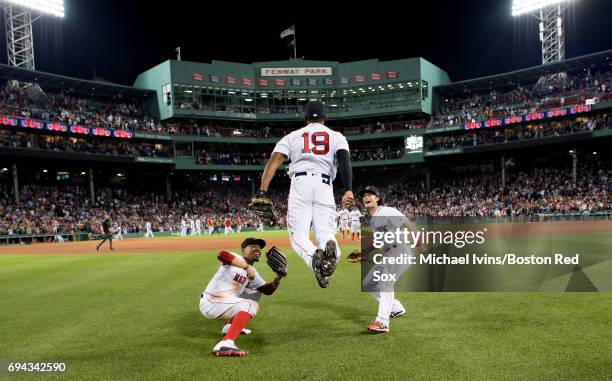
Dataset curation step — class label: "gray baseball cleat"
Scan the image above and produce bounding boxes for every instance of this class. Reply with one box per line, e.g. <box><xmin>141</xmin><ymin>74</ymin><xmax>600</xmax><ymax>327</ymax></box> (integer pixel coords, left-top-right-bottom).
<box><xmin>312</xmin><ymin>249</ymin><xmax>329</xmax><ymax>288</ymax></box>
<box><xmin>320</xmin><ymin>240</ymin><xmax>338</xmax><ymax>278</ymax></box>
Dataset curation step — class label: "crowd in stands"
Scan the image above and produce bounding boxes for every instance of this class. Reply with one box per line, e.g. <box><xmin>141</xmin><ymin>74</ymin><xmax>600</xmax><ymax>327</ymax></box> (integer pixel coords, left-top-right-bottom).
<box><xmin>384</xmin><ymin>162</ymin><xmax>611</xmax><ymax>217</ymax></box>
<box><xmin>431</xmin><ymin>69</ymin><xmax>612</xmax><ymax>127</ymax></box>
<box><xmin>0</xmin><ymin>130</ymin><xmax>171</xmax><ymax>158</ymax></box>
<box><xmin>427</xmin><ymin>115</ymin><xmax>611</xmax><ymax>151</ymax></box>
<box><xmin>163</xmin><ymin>118</ymin><xmax>426</xmax><ymax>138</ymax></box>
<box><xmin>350</xmin><ymin>146</ymin><xmax>404</xmax><ymax>161</ymax></box>
<box><xmin>191</xmin><ymin>143</ymin><xmax>405</xmax><ymax>165</ymax></box>
<box><xmin>0</xmin><ymin>83</ymin><xmax>162</xmax><ymax>132</ymax></box>
<box><xmin>195</xmin><ymin>151</ymin><xmax>269</xmax><ymax>166</ymax></box>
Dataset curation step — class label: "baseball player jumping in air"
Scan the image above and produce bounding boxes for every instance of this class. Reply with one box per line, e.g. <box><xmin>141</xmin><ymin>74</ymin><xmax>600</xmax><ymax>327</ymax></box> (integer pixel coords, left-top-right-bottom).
<box><xmin>199</xmin><ymin>238</ymin><xmax>286</xmax><ymax>357</ymax></box>
<box><xmin>360</xmin><ymin>186</ymin><xmax>409</xmax><ymax>333</ymax></box>
<box><xmin>254</xmin><ymin>101</ymin><xmax>353</xmax><ymax>288</ymax></box>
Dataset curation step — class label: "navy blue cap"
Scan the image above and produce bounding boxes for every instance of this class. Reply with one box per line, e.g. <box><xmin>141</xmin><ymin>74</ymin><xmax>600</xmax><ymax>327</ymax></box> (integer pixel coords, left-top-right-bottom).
<box><xmin>305</xmin><ymin>101</ymin><xmax>326</xmax><ymax>120</ymax></box>
<box><xmin>241</xmin><ymin>237</ymin><xmax>266</xmax><ymax>250</ymax></box>
<box><xmin>359</xmin><ymin>186</ymin><xmax>380</xmax><ymax>197</ymax></box>
<box><xmin>359</xmin><ymin>186</ymin><xmax>383</xmax><ymax>204</ymax></box>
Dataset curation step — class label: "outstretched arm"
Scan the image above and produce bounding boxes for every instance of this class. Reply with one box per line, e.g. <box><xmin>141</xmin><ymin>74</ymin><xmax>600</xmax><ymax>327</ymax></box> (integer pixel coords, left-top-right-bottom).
<box><xmin>259</xmin><ymin>152</ymin><xmax>287</xmax><ymax>192</ymax></box>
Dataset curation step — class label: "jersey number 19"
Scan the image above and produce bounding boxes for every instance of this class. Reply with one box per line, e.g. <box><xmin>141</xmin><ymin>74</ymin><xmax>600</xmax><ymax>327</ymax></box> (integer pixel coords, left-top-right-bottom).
<box><xmin>301</xmin><ymin>132</ymin><xmax>329</xmax><ymax>155</ymax></box>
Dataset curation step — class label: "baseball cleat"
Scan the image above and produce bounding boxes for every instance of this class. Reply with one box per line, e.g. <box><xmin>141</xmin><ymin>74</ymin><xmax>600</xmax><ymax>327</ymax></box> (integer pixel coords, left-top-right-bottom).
<box><xmin>312</xmin><ymin>249</ymin><xmax>329</xmax><ymax>288</ymax></box>
<box><xmin>212</xmin><ymin>339</ymin><xmax>246</xmax><ymax>357</ymax></box>
<box><xmin>320</xmin><ymin>240</ymin><xmax>338</xmax><ymax>278</ymax></box>
<box><xmin>221</xmin><ymin>324</ymin><xmax>252</xmax><ymax>336</ymax></box>
<box><xmin>367</xmin><ymin>321</ymin><xmax>389</xmax><ymax>334</ymax></box>
<box><xmin>390</xmin><ymin>308</ymin><xmax>406</xmax><ymax>319</ymax></box>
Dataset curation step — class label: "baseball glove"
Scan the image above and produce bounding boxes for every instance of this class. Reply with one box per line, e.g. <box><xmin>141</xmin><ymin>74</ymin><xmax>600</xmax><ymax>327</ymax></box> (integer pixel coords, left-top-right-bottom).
<box><xmin>346</xmin><ymin>250</ymin><xmax>362</xmax><ymax>263</ymax></box>
<box><xmin>266</xmin><ymin>246</ymin><xmax>288</xmax><ymax>277</ymax></box>
<box><xmin>249</xmin><ymin>192</ymin><xmax>276</xmax><ymax>225</ymax></box>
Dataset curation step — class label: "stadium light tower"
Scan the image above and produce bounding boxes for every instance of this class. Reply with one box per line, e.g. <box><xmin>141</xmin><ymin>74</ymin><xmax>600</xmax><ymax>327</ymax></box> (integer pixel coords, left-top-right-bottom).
<box><xmin>2</xmin><ymin>0</ymin><xmax>65</xmax><ymax>71</ymax></box>
<box><xmin>512</xmin><ymin>0</ymin><xmax>575</xmax><ymax>82</ymax></box>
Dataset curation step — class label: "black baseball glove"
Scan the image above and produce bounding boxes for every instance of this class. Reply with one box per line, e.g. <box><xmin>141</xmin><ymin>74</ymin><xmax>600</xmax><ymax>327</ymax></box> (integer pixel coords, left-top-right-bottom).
<box><xmin>347</xmin><ymin>250</ymin><xmax>362</xmax><ymax>263</ymax></box>
<box><xmin>266</xmin><ymin>246</ymin><xmax>288</xmax><ymax>277</ymax></box>
<box><xmin>249</xmin><ymin>191</ymin><xmax>276</xmax><ymax>225</ymax></box>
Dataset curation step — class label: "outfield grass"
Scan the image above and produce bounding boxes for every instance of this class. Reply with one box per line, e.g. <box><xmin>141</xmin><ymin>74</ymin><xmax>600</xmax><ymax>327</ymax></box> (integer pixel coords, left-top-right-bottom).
<box><xmin>0</xmin><ymin>235</ymin><xmax>611</xmax><ymax>380</ymax></box>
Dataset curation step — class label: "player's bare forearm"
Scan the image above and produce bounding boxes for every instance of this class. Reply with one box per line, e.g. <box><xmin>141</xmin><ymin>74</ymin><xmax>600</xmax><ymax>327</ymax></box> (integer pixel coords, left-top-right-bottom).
<box><xmin>259</xmin><ymin>152</ymin><xmax>286</xmax><ymax>192</ymax></box>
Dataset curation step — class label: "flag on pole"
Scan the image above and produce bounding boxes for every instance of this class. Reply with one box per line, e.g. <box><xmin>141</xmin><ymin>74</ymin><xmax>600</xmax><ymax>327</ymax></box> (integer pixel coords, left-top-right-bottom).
<box><xmin>280</xmin><ymin>24</ymin><xmax>296</xmax><ymax>47</ymax></box>
<box><xmin>280</xmin><ymin>24</ymin><xmax>295</xmax><ymax>39</ymax></box>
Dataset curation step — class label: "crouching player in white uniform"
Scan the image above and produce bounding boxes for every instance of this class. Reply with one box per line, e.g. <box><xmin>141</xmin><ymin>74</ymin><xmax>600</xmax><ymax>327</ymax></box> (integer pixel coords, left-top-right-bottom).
<box><xmin>360</xmin><ymin>186</ymin><xmax>410</xmax><ymax>334</ymax></box>
<box><xmin>199</xmin><ymin>238</ymin><xmax>283</xmax><ymax>357</ymax></box>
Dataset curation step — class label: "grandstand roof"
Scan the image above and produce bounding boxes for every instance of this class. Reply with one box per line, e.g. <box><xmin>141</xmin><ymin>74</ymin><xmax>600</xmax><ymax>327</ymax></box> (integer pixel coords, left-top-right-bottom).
<box><xmin>435</xmin><ymin>49</ymin><xmax>612</xmax><ymax>96</ymax></box>
<box><xmin>0</xmin><ymin>64</ymin><xmax>155</xmax><ymax>99</ymax></box>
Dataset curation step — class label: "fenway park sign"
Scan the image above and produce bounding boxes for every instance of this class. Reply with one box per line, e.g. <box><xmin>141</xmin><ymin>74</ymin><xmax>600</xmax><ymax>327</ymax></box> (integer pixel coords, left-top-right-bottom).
<box><xmin>260</xmin><ymin>67</ymin><xmax>332</xmax><ymax>76</ymax></box>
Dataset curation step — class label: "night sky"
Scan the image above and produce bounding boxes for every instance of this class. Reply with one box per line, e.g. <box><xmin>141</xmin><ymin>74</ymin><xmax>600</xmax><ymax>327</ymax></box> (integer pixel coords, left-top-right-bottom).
<box><xmin>13</xmin><ymin>0</ymin><xmax>612</xmax><ymax>86</ymax></box>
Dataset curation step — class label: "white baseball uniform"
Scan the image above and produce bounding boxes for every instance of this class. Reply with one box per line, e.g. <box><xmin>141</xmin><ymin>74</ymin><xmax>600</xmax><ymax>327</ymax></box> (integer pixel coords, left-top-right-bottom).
<box><xmin>338</xmin><ymin>208</ymin><xmax>350</xmax><ymax>230</ymax></box>
<box><xmin>195</xmin><ymin>219</ymin><xmax>202</xmax><ymax>235</ymax></box>
<box><xmin>349</xmin><ymin>209</ymin><xmax>362</xmax><ymax>233</ymax></box>
<box><xmin>180</xmin><ymin>219</ymin><xmax>187</xmax><ymax>236</ymax></box>
<box><xmin>190</xmin><ymin>219</ymin><xmax>196</xmax><ymax>236</ymax></box>
<box><xmin>273</xmin><ymin>122</ymin><xmax>349</xmax><ymax>269</ymax></box>
<box><xmin>145</xmin><ymin>222</ymin><xmax>154</xmax><ymax>238</ymax></box>
<box><xmin>114</xmin><ymin>225</ymin><xmax>124</xmax><ymax>240</ymax></box>
<box><xmin>364</xmin><ymin>205</ymin><xmax>411</xmax><ymax>326</ymax></box>
<box><xmin>256</xmin><ymin>219</ymin><xmax>264</xmax><ymax>232</ymax></box>
<box><xmin>199</xmin><ymin>254</ymin><xmax>266</xmax><ymax>320</ymax></box>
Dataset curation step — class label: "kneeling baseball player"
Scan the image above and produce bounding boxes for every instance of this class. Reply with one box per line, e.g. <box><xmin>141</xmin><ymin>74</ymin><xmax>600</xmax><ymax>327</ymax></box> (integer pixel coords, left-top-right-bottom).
<box><xmin>199</xmin><ymin>237</ymin><xmax>287</xmax><ymax>356</ymax></box>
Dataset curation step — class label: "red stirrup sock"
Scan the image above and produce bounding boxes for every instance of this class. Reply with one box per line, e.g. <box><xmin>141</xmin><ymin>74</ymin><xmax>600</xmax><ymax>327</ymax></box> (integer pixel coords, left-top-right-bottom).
<box><xmin>224</xmin><ymin>311</ymin><xmax>252</xmax><ymax>341</ymax></box>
